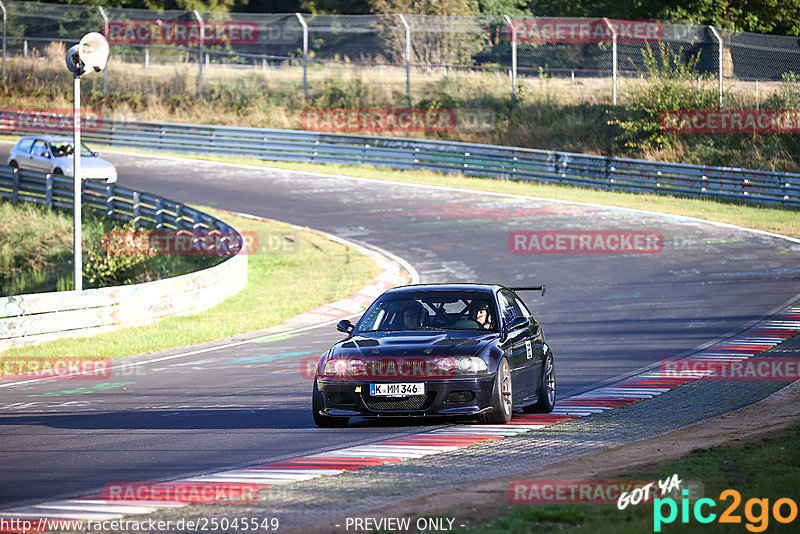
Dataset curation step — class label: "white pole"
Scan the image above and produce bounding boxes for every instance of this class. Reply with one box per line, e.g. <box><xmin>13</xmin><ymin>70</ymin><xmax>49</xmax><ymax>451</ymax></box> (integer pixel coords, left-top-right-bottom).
<box><xmin>504</xmin><ymin>15</ymin><xmax>517</xmax><ymax>103</ymax></box>
<box><xmin>295</xmin><ymin>13</ymin><xmax>308</xmax><ymax>98</ymax></box>
<box><xmin>709</xmin><ymin>26</ymin><xmax>724</xmax><ymax>108</ymax></box>
<box><xmin>602</xmin><ymin>18</ymin><xmax>617</xmax><ymax>105</ymax></box>
<box><xmin>193</xmin><ymin>10</ymin><xmax>204</xmax><ymax>100</ymax></box>
<box><xmin>73</xmin><ymin>74</ymin><xmax>82</xmax><ymax>292</ymax></box>
<box><xmin>399</xmin><ymin>14</ymin><xmax>411</xmax><ymax>106</ymax></box>
<box><xmin>98</xmin><ymin>6</ymin><xmax>108</xmax><ymax>95</ymax></box>
<box><xmin>0</xmin><ymin>1</ymin><xmax>6</xmax><ymax>79</ymax></box>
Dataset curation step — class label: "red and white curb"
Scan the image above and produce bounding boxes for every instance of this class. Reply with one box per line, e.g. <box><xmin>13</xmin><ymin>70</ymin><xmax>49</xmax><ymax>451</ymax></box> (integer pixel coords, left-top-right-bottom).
<box><xmin>2</xmin><ymin>307</ymin><xmax>798</xmax><ymax>526</ymax></box>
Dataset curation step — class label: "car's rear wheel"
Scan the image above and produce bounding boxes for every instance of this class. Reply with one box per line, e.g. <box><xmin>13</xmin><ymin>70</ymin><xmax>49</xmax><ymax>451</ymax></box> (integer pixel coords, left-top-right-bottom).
<box><xmin>479</xmin><ymin>358</ymin><xmax>512</xmax><ymax>424</ymax></box>
<box><xmin>527</xmin><ymin>352</ymin><xmax>556</xmax><ymax>413</ymax></box>
<box><xmin>312</xmin><ymin>381</ymin><xmax>349</xmax><ymax>428</ymax></box>
<box><xmin>9</xmin><ymin>161</ymin><xmax>18</xmax><ymax>170</ymax></box>
<box><xmin>53</xmin><ymin>168</ymin><xmax>63</xmax><ymax>175</ymax></box>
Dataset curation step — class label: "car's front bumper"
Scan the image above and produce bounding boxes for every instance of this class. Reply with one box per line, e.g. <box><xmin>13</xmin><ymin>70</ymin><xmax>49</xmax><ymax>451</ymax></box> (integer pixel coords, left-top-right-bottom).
<box><xmin>315</xmin><ymin>376</ymin><xmax>496</xmax><ymax>418</ymax></box>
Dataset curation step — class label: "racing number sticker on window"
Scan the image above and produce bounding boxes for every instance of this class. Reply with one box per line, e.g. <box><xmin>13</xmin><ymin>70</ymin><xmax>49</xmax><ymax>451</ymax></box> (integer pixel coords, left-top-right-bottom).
<box><xmin>525</xmin><ymin>340</ymin><xmax>533</xmax><ymax>360</ymax></box>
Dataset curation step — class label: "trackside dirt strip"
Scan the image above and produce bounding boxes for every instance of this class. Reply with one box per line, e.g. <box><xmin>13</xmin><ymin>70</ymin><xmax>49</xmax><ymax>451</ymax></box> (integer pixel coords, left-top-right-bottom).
<box><xmin>2</xmin><ymin>304</ymin><xmax>797</xmax><ymax>529</ymax></box>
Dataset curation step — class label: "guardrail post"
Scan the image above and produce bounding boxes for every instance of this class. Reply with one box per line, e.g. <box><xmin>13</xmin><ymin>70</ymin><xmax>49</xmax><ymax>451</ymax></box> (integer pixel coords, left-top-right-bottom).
<box><xmin>295</xmin><ymin>13</ymin><xmax>308</xmax><ymax>99</ymax></box>
<box><xmin>399</xmin><ymin>14</ymin><xmax>411</xmax><ymax>106</ymax></box>
<box><xmin>193</xmin><ymin>10</ymin><xmax>204</xmax><ymax>101</ymax></box>
<box><xmin>105</xmin><ymin>185</ymin><xmax>114</xmax><ymax>218</ymax></box>
<box><xmin>0</xmin><ymin>1</ymin><xmax>7</xmax><ymax>79</ymax></box>
<box><xmin>504</xmin><ymin>15</ymin><xmax>517</xmax><ymax>104</ymax></box>
<box><xmin>709</xmin><ymin>26</ymin><xmax>724</xmax><ymax>108</ymax></box>
<box><xmin>98</xmin><ymin>6</ymin><xmax>109</xmax><ymax>96</ymax></box>
<box><xmin>132</xmin><ymin>191</ymin><xmax>141</xmax><ymax>228</ymax></box>
<box><xmin>155</xmin><ymin>197</ymin><xmax>164</xmax><ymax>229</ymax></box>
<box><xmin>602</xmin><ymin>18</ymin><xmax>617</xmax><ymax>105</ymax></box>
<box><xmin>11</xmin><ymin>166</ymin><xmax>18</xmax><ymax>204</ymax></box>
<box><xmin>45</xmin><ymin>173</ymin><xmax>53</xmax><ymax>209</ymax></box>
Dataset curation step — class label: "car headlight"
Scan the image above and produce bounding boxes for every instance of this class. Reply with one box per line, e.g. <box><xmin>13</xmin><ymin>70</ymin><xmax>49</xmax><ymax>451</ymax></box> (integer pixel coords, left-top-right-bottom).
<box><xmin>322</xmin><ymin>358</ymin><xmax>364</xmax><ymax>378</ymax></box>
<box><xmin>452</xmin><ymin>357</ymin><xmax>488</xmax><ymax>375</ymax></box>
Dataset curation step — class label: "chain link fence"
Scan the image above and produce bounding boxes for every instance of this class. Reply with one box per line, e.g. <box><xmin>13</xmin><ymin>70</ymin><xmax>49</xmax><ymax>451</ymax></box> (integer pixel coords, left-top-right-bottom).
<box><xmin>3</xmin><ymin>1</ymin><xmax>800</xmax><ymax>116</ymax></box>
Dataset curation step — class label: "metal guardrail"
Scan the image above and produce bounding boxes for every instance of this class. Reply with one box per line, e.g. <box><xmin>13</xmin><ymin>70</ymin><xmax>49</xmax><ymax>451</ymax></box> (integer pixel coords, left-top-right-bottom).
<box><xmin>0</xmin><ymin>165</ymin><xmax>248</xmax><ymax>349</ymax></box>
<box><xmin>70</xmin><ymin>119</ymin><xmax>800</xmax><ymax>208</ymax></box>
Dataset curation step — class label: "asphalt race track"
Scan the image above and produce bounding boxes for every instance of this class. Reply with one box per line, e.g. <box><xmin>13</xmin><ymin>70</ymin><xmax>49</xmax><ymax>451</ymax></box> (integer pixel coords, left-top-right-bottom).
<box><xmin>1</xmin><ymin>148</ymin><xmax>799</xmax><ymax>511</ymax></box>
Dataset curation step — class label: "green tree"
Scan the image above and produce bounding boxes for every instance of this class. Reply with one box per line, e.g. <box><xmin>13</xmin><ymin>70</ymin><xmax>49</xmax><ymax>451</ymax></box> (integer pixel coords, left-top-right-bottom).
<box><xmin>661</xmin><ymin>0</ymin><xmax>800</xmax><ymax>35</ymax></box>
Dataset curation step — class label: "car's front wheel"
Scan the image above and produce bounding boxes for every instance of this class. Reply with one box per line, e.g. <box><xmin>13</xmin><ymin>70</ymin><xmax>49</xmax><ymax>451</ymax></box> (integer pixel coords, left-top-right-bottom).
<box><xmin>52</xmin><ymin>168</ymin><xmax>63</xmax><ymax>175</ymax></box>
<box><xmin>479</xmin><ymin>358</ymin><xmax>512</xmax><ymax>424</ymax></box>
<box><xmin>312</xmin><ymin>381</ymin><xmax>349</xmax><ymax>428</ymax></box>
<box><xmin>9</xmin><ymin>160</ymin><xmax>18</xmax><ymax>170</ymax></box>
<box><xmin>527</xmin><ymin>352</ymin><xmax>556</xmax><ymax>413</ymax></box>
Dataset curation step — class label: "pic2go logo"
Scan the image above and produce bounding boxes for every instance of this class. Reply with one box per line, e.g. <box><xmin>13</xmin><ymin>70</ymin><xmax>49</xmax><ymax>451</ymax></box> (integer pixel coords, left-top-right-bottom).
<box><xmin>653</xmin><ymin>489</ymin><xmax>798</xmax><ymax>532</ymax></box>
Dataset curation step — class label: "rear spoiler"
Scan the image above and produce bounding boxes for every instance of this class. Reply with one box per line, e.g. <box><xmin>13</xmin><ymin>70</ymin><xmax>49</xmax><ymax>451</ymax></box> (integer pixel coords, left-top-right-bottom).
<box><xmin>510</xmin><ymin>285</ymin><xmax>546</xmax><ymax>296</ymax></box>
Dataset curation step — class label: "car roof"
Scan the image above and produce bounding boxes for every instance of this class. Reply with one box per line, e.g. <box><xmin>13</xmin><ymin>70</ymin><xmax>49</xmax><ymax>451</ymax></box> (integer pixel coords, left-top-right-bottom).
<box><xmin>382</xmin><ymin>283</ymin><xmax>503</xmax><ymax>294</ymax></box>
<box><xmin>17</xmin><ymin>136</ymin><xmax>75</xmax><ymax>143</ymax></box>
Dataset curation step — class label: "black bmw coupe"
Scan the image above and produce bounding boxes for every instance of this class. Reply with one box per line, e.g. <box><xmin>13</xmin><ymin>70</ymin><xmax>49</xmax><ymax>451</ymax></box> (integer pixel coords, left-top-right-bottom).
<box><xmin>312</xmin><ymin>284</ymin><xmax>555</xmax><ymax>427</ymax></box>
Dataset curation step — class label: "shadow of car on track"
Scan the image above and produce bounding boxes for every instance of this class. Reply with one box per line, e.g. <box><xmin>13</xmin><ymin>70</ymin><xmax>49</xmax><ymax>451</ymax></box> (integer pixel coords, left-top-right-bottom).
<box><xmin>0</xmin><ymin>408</ymin><xmax>313</xmax><ymax>430</ymax></box>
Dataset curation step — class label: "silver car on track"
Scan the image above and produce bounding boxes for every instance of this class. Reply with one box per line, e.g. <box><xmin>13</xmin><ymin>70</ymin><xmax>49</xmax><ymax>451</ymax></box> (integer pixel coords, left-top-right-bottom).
<box><xmin>7</xmin><ymin>135</ymin><xmax>118</xmax><ymax>183</ymax></box>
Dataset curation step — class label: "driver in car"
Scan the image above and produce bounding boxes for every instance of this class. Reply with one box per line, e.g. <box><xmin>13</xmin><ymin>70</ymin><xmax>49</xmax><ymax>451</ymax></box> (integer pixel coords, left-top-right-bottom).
<box><xmin>401</xmin><ymin>304</ymin><xmax>423</xmax><ymax>330</ymax></box>
<box><xmin>473</xmin><ymin>303</ymin><xmax>493</xmax><ymax>330</ymax></box>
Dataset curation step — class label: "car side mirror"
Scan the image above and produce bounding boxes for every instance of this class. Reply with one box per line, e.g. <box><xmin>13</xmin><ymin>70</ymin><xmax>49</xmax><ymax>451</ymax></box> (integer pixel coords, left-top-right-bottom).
<box><xmin>504</xmin><ymin>316</ymin><xmax>529</xmax><ymax>336</ymax></box>
<box><xmin>336</xmin><ymin>319</ymin><xmax>354</xmax><ymax>334</ymax></box>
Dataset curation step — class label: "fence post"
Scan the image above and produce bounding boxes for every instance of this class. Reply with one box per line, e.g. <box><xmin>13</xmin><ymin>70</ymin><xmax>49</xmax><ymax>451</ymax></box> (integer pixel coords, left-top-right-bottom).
<box><xmin>0</xmin><ymin>1</ymin><xmax>6</xmax><ymax>79</ymax></box>
<box><xmin>11</xmin><ymin>166</ymin><xmax>18</xmax><ymax>204</ymax></box>
<box><xmin>709</xmin><ymin>26</ymin><xmax>724</xmax><ymax>108</ymax></box>
<box><xmin>105</xmin><ymin>185</ymin><xmax>114</xmax><ymax>218</ymax></box>
<box><xmin>193</xmin><ymin>10</ymin><xmax>204</xmax><ymax>101</ymax></box>
<box><xmin>45</xmin><ymin>173</ymin><xmax>53</xmax><ymax>209</ymax></box>
<box><xmin>295</xmin><ymin>13</ymin><xmax>308</xmax><ymax>99</ymax></box>
<box><xmin>132</xmin><ymin>191</ymin><xmax>141</xmax><ymax>229</ymax></box>
<box><xmin>398</xmin><ymin>14</ymin><xmax>411</xmax><ymax>106</ymax></box>
<box><xmin>98</xmin><ymin>6</ymin><xmax>108</xmax><ymax>96</ymax></box>
<box><xmin>602</xmin><ymin>18</ymin><xmax>617</xmax><ymax>105</ymax></box>
<box><xmin>503</xmin><ymin>15</ymin><xmax>517</xmax><ymax>104</ymax></box>
<box><xmin>155</xmin><ymin>197</ymin><xmax>164</xmax><ymax>229</ymax></box>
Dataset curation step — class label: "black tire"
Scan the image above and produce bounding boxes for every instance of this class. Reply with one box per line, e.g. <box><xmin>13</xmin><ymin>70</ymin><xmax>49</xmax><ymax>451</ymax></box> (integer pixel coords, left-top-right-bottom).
<box><xmin>53</xmin><ymin>168</ymin><xmax>63</xmax><ymax>175</ymax></box>
<box><xmin>526</xmin><ymin>352</ymin><xmax>556</xmax><ymax>413</ymax></box>
<box><xmin>312</xmin><ymin>381</ymin><xmax>349</xmax><ymax>428</ymax></box>
<box><xmin>9</xmin><ymin>161</ymin><xmax>18</xmax><ymax>170</ymax></box>
<box><xmin>479</xmin><ymin>358</ymin><xmax>513</xmax><ymax>424</ymax></box>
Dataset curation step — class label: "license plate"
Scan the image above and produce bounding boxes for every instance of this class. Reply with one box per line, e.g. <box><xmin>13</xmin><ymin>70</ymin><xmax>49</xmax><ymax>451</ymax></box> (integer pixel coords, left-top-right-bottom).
<box><xmin>370</xmin><ymin>383</ymin><xmax>425</xmax><ymax>397</ymax></box>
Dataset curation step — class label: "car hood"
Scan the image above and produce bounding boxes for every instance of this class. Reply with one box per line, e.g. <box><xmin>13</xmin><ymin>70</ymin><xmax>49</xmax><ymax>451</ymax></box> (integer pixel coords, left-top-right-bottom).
<box><xmin>332</xmin><ymin>331</ymin><xmax>496</xmax><ymax>359</ymax></box>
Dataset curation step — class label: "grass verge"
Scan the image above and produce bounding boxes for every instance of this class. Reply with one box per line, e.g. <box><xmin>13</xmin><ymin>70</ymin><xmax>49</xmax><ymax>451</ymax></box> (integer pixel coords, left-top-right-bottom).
<box><xmin>0</xmin><ymin>207</ymin><xmax>380</xmax><ymax>361</ymax></box>
<box><xmin>461</xmin><ymin>425</ymin><xmax>800</xmax><ymax>533</ymax></box>
<box><xmin>114</xmin><ymin>149</ymin><xmax>800</xmax><ymax>240</ymax></box>
<box><xmin>0</xmin><ymin>199</ymin><xmax>222</xmax><ymax>295</ymax></box>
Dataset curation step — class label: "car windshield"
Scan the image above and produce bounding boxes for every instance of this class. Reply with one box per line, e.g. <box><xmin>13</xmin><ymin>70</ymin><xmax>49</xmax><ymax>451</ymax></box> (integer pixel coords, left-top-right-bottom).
<box><xmin>355</xmin><ymin>290</ymin><xmax>498</xmax><ymax>333</ymax></box>
<box><xmin>48</xmin><ymin>141</ymin><xmax>94</xmax><ymax>158</ymax></box>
